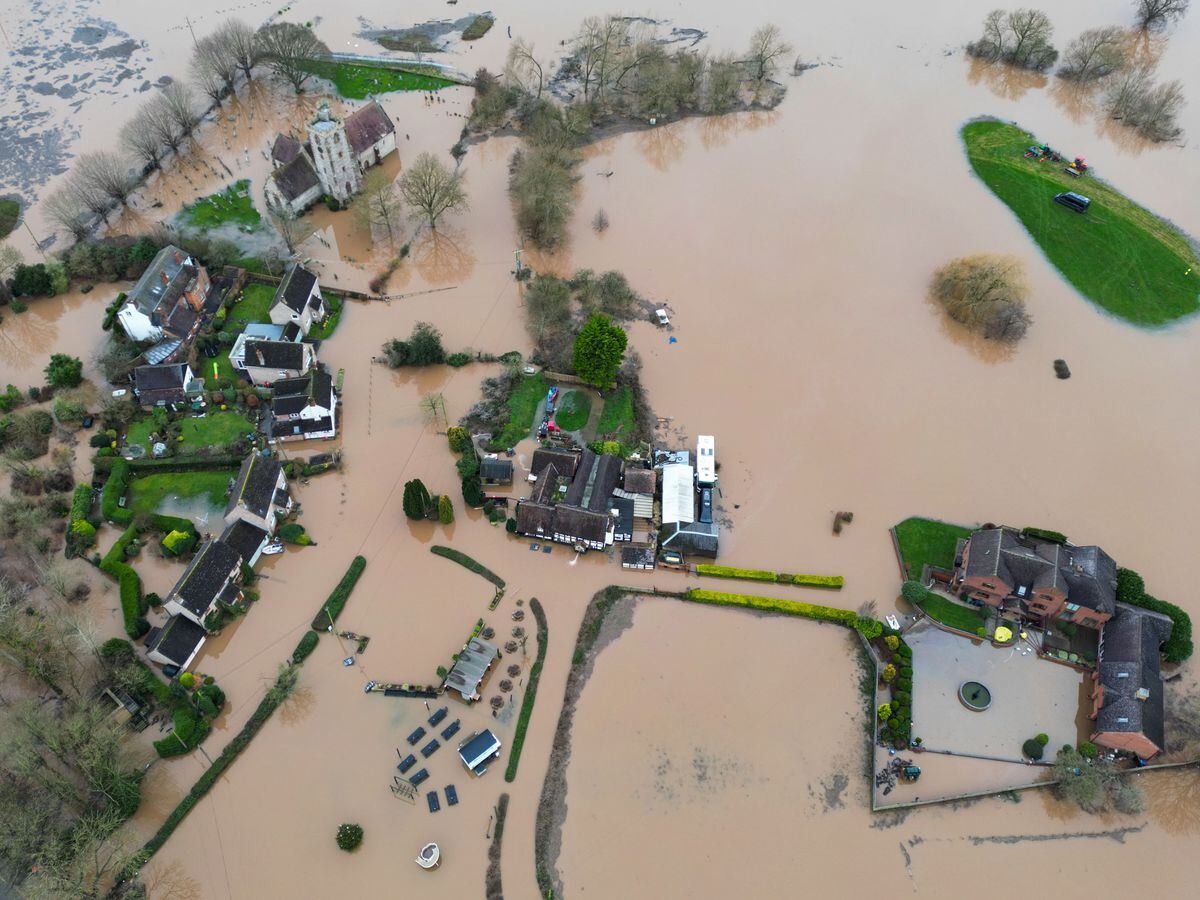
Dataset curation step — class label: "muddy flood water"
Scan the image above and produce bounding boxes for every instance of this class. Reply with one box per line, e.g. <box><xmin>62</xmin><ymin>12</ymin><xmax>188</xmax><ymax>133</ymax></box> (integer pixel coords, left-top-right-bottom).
<box><xmin>3</xmin><ymin>0</ymin><xmax>1200</xmax><ymax>897</ymax></box>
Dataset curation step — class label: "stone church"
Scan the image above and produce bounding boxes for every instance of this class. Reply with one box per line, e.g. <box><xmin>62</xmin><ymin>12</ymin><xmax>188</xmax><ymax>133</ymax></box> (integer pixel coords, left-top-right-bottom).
<box><xmin>264</xmin><ymin>100</ymin><xmax>397</xmax><ymax>216</ymax></box>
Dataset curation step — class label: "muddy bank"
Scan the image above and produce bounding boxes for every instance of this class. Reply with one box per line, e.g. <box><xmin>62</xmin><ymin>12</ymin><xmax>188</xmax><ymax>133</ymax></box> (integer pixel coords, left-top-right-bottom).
<box><xmin>534</xmin><ymin>587</ymin><xmax>636</xmax><ymax>899</ymax></box>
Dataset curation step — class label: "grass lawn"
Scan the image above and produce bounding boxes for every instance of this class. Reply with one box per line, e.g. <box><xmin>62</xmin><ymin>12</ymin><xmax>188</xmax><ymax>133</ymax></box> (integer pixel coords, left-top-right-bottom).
<box><xmin>0</xmin><ymin>199</ymin><xmax>18</xmax><ymax>239</ymax></box>
<box><xmin>596</xmin><ymin>385</ymin><xmax>635</xmax><ymax>439</ymax></box>
<box><xmin>893</xmin><ymin>516</ymin><xmax>973</xmax><ymax>580</ymax></box>
<box><xmin>309</xmin><ymin>295</ymin><xmax>344</xmax><ymax>340</ymax></box>
<box><xmin>913</xmin><ymin>590</ymin><xmax>987</xmax><ymax>633</ymax></box>
<box><xmin>962</xmin><ymin>120</ymin><xmax>1200</xmax><ymax>326</ymax></box>
<box><xmin>180</xmin><ymin>180</ymin><xmax>261</xmax><ymax>231</ymax></box>
<box><xmin>554</xmin><ymin>390</ymin><xmax>591</xmax><ymax>431</ymax></box>
<box><xmin>299</xmin><ymin>60</ymin><xmax>455</xmax><ymax>100</ymax></box>
<box><xmin>462</xmin><ymin>14</ymin><xmax>495</xmax><ymax>40</ymax></box>
<box><xmin>127</xmin><ymin>411</ymin><xmax>253</xmax><ymax>453</ymax></box>
<box><xmin>491</xmin><ymin>373</ymin><xmax>547</xmax><ymax>449</ymax></box>
<box><xmin>202</xmin><ymin>347</ymin><xmax>236</xmax><ymax>389</ymax></box>
<box><xmin>127</xmin><ymin>470</ymin><xmax>237</xmax><ymax>517</ymax></box>
<box><xmin>226</xmin><ymin>283</ymin><xmax>276</xmax><ymax>328</ymax></box>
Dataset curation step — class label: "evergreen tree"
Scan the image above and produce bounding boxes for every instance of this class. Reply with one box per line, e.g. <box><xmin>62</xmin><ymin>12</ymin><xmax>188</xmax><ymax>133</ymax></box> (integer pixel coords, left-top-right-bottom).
<box><xmin>572</xmin><ymin>313</ymin><xmax>627</xmax><ymax>387</ymax></box>
<box><xmin>437</xmin><ymin>494</ymin><xmax>454</xmax><ymax>524</ymax></box>
<box><xmin>402</xmin><ymin>478</ymin><xmax>432</xmax><ymax>519</ymax></box>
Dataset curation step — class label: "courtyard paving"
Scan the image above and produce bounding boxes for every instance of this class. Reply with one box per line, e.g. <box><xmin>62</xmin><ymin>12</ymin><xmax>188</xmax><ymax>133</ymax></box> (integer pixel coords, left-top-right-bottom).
<box><xmin>906</xmin><ymin>622</ymin><xmax>1085</xmax><ymax>762</ymax></box>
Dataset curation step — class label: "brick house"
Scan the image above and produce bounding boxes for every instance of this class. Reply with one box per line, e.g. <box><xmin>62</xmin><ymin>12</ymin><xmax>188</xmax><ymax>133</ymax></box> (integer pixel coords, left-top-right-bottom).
<box><xmin>1089</xmin><ymin>603</ymin><xmax>1172</xmax><ymax>759</ymax></box>
<box><xmin>116</xmin><ymin>245</ymin><xmax>210</xmax><ymax>345</ymax></box>
<box><xmin>950</xmin><ymin>527</ymin><xmax>1116</xmax><ymax>629</ymax></box>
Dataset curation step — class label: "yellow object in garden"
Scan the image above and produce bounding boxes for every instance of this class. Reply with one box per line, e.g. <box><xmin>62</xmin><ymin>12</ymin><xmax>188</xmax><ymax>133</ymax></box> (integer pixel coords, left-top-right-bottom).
<box><xmin>994</xmin><ymin>626</ymin><xmax>1013</xmax><ymax>643</ymax></box>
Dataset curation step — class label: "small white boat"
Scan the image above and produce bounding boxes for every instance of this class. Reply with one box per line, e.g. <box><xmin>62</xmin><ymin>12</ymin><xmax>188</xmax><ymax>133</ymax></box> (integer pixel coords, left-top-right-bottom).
<box><xmin>415</xmin><ymin>842</ymin><xmax>441</xmax><ymax>870</ymax></box>
<box><xmin>262</xmin><ymin>541</ymin><xmax>285</xmax><ymax>556</ymax></box>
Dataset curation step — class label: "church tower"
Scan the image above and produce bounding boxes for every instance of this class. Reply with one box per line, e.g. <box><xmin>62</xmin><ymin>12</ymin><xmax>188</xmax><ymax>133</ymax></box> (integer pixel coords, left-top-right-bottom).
<box><xmin>305</xmin><ymin>103</ymin><xmax>360</xmax><ymax>203</ymax></box>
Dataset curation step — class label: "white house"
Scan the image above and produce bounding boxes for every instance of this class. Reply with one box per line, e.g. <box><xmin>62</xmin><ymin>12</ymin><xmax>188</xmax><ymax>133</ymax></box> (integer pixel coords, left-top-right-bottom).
<box><xmin>239</xmin><ymin>339</ymin><xmax>316</xmax><ymax>388</ymax></box>
<box><xmin>230</xmin><ymin>323</ymin><xmax>285</xmax><ymax>372</ymax></box>
<box><xmin>268</xmin><ymin>371</ymin><xmax>338</xmax><ymax>442</ymax></box>
<box><xmin>162</xmin><ymin>540</ymin><xmax>244</xmax><ymax>629</ymax></box>
<box><xmin>269</xmin><ymin>265</ymin><xmax>325</xmax><ymax>335</ymax></box>
<box><xmin>224</xmin><ymin>454</ymin><xmax>292</xmax><ymax>534</ymax></box>
<box><xmin>116</xmin><ymin>245</ymin><xmax>211</xmax><ymax>344</ymax></box>
<box><xmin>343</xmin><ymin>100</ymin><xmax>397</xmax><ymax>169</ymax></box>
<box><xmin>146</xmin><ymin>615</ymin><xmax>207</xmax><ymax>670</ymax></box>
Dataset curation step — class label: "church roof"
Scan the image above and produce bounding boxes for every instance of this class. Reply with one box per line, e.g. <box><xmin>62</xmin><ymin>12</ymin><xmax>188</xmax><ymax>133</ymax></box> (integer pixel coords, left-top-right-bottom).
<box><xmin>344</xmin><ymin>101</ymin><xmax>395</xmax><ymax>154</ymax></box>
<box><xmin>270</xmin><ymin>153</ymin><xmax>320</xmax><ymax>202</ymax></box>
<box><xmin>272</xmin><ymin>133</ymin><xmax>303</xmax><ymax>165</ymax></box>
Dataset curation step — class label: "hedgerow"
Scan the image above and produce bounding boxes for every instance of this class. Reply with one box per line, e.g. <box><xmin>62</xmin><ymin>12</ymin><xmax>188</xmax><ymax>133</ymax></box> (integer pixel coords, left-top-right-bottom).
<box><xmin>292</xmin><ymin>630</ymin><xmax>319</xmax><ymax>663</ymax></box>
<box><xmin>101</xmin><ymin>459</ymin><xmax>133</xmax><ymax>525</ymax></box>
<box><xmin>154</xmin><ymin>706</ymin><xmax>211</xmax><ymax>758</ymax></box>
<box><xmin>1116</xmin><ymin>566</ymin><xmax>1192</xmax><ymax>662</ymax></box>
<box><xmin>505</xmin><ymin>598</ymin><xmax>547</xmax><ymax>782</ymax></box>
<box><xmin>100</xmin><ymin>524</ymin><xmax>146</xmax><ymax>638</ymax></box>
<box><xmin>310</xmin><ymin>556</ymin><xmax>368</xmax><ymax>630</ymax></box>
<box><xmin>695</xmin><ymin>564</ymin><xmax>776</xmax><ymax>582</ymax></box>
<box><xmin>684</xmin><ymin>589</ymin><xmax>859</xmax><ymax>628</ymax></box>
<box><xmin>782</xmin><ymin>573</ymin><xmax>845</xmax><ymax>589</ymax></box>
<box><xmin>430</xmin><ymin>545</ymin><xmax>505</xmax><ymax>589</ymax></box>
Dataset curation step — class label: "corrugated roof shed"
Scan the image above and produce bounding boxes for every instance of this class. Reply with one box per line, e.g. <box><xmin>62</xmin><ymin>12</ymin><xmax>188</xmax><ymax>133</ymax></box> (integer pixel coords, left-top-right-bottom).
<box><xmin>661</xmin><ymin>463</ymin><xmax>695</xmax><ymax>526</ymax></box>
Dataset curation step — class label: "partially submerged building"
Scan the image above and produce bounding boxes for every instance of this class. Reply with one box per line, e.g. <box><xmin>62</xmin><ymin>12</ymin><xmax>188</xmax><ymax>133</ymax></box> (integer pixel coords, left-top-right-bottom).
<box><xmin>220</xmin><ymin>519</ymin><xmax>271</xmax><ymax>568</ymax></box>
<box><xmin>162</xmin><ymin>540</ymin><xmax>244</xmax><ymax>629</ymax></box>
<box><xmin>1090</xmin><ymin>603</ymin><xmax>1173</xmax><ymax>759</ymax></box>
<box><xmin>479</xmin><ymin>456</ymin><xmax>514</xmax><ymax>487</ymax></box>
<box><xmin>269</xmin><ymin>264</ymin><xmax>326</xmax><ymax>335</ymax></box>
<box><xmin>458</xmin><ymin>729</ymin><xmax>501</xmax><ymax>776</ymax></box>
<box><xmin>116</xmin><ymin>245</ymin><xmax>211</xmax><ymax>351</ymax></box>
<box><xmin>146</xmin><ymin>615</ymin><xmax>207</xmax><ymax>669</ymax></box>
<box><xmin>225</xmin><ymin>454</ymin><xmax>292</xmax><ymax>534</ymax></box>
<box><xmin>266</xmin><ymin>370</ymin><xmax>338</xmax><ymax>442</ymax></box>
<box><xmin>658</xmin><ymin>461</ymin><xmax>719</xmax><ymax>558</ymax></box>
<box><xmin>444</xmin><ymin>637</ymin><xmax>499</xmax><ymax>702</ymax></box>
<box><xmin>240</xmin><ymin>339</ymin><xmax>317</xmax><ymax>387</ymax></box>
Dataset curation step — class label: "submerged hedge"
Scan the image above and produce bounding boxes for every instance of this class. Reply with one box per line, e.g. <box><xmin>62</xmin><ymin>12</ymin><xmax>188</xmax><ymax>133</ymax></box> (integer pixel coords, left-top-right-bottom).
<box><xmin>685</xmin><ymin>589</ymin><xmax>866</xmax><ymax>630</ymax></box>
<box><xmin>696</xmin><ymin>565</ymin><xmax>844</xmax><ymax>589</ymax></box>
<box><xmin>101</xmin><ymin>459</ymin><xmax>133</xmax><ymax>525</ymax></box>
<box><xmin>1117</xmin><ymin>566</ymin><xmax>1192</xmax><ymax>663</ymax></box>
<box><xmin>431</xmin><ymin>545</ymin><xmax>506</xmax><ymax>589</ymax></box>
<box><xmin>505</xmin><ymin>598</ymin><xmax>548</xmax><ymax>783</ymax></box>
<box><xmin>292</xmin><ymin>630</ymin><xmax>319</xmax><ymax>663</ymax></box>
<box><xmin>310</xmin><ymin>556</ymin><xmax>368</xmax><ymax>630</ymax></box>
<box><xmin>100</xmin><ymin>524</ymin><xmax>146</xmax><ymax>638</ymax></box>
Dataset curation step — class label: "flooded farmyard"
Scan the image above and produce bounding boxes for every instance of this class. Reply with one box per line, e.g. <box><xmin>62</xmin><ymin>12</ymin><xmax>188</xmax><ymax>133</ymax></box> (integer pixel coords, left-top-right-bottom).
<box><xmin>1</xmin><ymin>0</ymin><xmax>1199</xmax><ymax>898</ymax></box>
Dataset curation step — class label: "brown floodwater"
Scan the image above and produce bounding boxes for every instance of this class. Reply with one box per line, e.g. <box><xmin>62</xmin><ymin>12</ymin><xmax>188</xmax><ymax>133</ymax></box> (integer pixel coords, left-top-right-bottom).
<box><xmin>4</xmin><ymin>0</ymin><xmax>1200</xmax><ymax>897</ymax></box>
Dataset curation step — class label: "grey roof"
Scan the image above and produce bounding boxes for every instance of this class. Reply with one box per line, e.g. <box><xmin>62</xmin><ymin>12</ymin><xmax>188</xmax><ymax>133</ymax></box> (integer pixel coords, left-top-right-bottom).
<box><xmin>660</xmin><ymin>521</ymin><xmax>719</xmax><ymax>557</ymax></box>
<box><xmin>127</xmin><ymin>245</ymin><xmax>193</xmax><ymax>315</ymax></box>
<box><xmin>220</xmin><ymin>520</ymin><xmax>269</xmax><ymax>563</ymax></box>
<box><xmin>1095</xmin><ymin>603</ymin><xmax>1173</xmax><ymax>754</ymax></box>
<box><xmin>143</xmin><ymin>338</ymin><xmax>183</xmax><ymax>365</ymax></box>
<box><xmin>272</xmin><ymin>415</ymin><xmax>335</xmax><ymax>438</ymax></box>
<box><xmin>612</xmin><ymin>494</ymin><xmax>634</xmax><ymax>540</ymax></box>
<box><xmin>271</xmin><ymin>371</ymin><xmax>334</xmax><ymax>416</ymax></box>
<box><xmin>587</xmin><ymin>455</ymin><xmax>623</xmax><ymax>512</ymax></box>
<box><xmin>529</xmin><ymin>463</ymin><xmax>563</xmax><ymax>504</ymax></box>
<box><xmin>480</xmin><ymin>457</ymin><xmax>513</xmax><ymax>484</ymax></box>
<box><xmin>963</xmin><ymin>527</ymin><xmax>1116</xmax><ymax>616</ymax></box>
<box><xmin>344</xmin><ymin>100</ymin><xmax>395</xmax><ymax>154</ymax></box>
<box><xmin>226</xmin><ymin>455</ymin><xmax>284</xmax><ymax>518</ymax></box>
<box><xmin>444</xmin><ymin>638</ymin><xmax>498</xmax><ymax>700</ymax></box>
<box><xmin>272</xmin><ymin>265</ymin><xmax>318</xmax><ymax>315</ymax></box>
<box><xmin>270</xmin><ymin>153</ymin><xmax>320</xmax><ymax>202</ymax></box>
<box><xmin>243</xmin><ymin>340</ymin><xmax>308</xmax><ymax>370</ymax></box>
<box><xmin>621</xmin><ymin>546</ymin><xmax>655</xmax><ymax>567</ymax></box>
<box><xmin>458</xmin><ymin>729</ymin><xmax>501</xmax><ymax>772</ymax></box>
<box><xmin>134</xmin><ymin>363</ymin><xmax>189</xmax><ymax>392</ymax></box>
<box><xmin>531</xmin><ymin>448</ymin><xmax>579</xmax><ymax>479</ymax></box>
<box><xmin>563</xmin><ymin>449</ymin><xmax>597</xmax><ymax>507</ymax></box>
<box><xmin>168</xmin><ymin>540</ymin><xmax>242</xmax><ymax>617</ymax></box>
<box><xmin>147</xmin><ymin>615</ymin><xmax>206</xmax><ymax>667</ymax></box>
<box><xmin>272</xmin><ymin>133</ymin><xmax>303</xmax><ymax>165</ymax></box>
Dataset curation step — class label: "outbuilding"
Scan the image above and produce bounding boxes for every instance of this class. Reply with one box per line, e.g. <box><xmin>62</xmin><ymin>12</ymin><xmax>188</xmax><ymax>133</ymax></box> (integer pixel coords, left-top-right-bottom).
<box><xmin>458</xmin><ymin>729</ymin><xmax>502</xmax><ymax>776</ymax></box>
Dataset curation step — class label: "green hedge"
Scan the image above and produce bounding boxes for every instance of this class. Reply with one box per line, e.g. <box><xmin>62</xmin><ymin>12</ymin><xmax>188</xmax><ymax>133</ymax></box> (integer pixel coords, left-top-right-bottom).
<box><xmin>310</xmin><ymin>556</ymin><xmax>367</xmax><ymax>630</ymax></box>
<box><xmin>100</xmin><ymin>524</ymin><xmax>146</xmax><ymax>638</ymax></box>
<box><xmin>694</xmin><ymin>565</ymin><xmax>845</xmax><ymax>589</ymax></box>
<box><xmin>93</xmin><ymin>453</ymin><xmax>245</xmax><ymax>475</ymax></box>
<box><xmin>154</xmin><ymin>514</ymin><xmax>199</xmax><ymax>556</ymax></box>
<box><xmin>292</xmin><ymin>630</ymin><xmax>319</xmax><ymax>663</ymax></box>
<box><xmin>1116</xmin><ymin>567</ymin><xmax>1192</xmax><ymax>662</ymax></box>
<box><xmin>784</xmin><ymin>573</ymin><xmax>845</xmax><ymax>589</ymax></box>
<box><xmin>430</xmin><ymin>545</ymin><xmax>505</xmax><ymax>589</ymax></box>
<box><xmin>505</xmin><ymin>598</ymin><xmax>547</xmax><ymax>782</ymax></box>
<box><xmin>132</xmin><ymin>666</ymin><xmax>297</xmax><ymax>871</ymax></box>
<box><xmin>684</xmin><ymin>589</ymin><xmax>859</xmax><ymax>628</ymax></box>
<box><xmin>101</xmin><ymin>459</ymin><xmax>133</xmax><ymax>525</ymax></box>
<box><xmin>70</xmin><ymin>483</ymin><xmax>93</xmax><ymax>522</ymax></box>
<box><xmin>154</xmin><ymin>706</ymin><xmax>211</xmax><ymax>758</ymax></box>
<box><xmin>1022</xmin><ymin>526</ymin><xmax>1067</xmax><ymax>544</ymax></box>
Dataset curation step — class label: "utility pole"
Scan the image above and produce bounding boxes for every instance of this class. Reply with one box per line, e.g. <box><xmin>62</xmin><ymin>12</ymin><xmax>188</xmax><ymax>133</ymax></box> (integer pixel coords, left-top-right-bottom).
<box><xmin>184</xmin><ymin>15</ymin><xmax>198</xmax><ymax>47</ymax></box>
<box><xmin>22</xmin><ymin>221</ymin><xmax>46</xmax><ymax>259</ymax></box>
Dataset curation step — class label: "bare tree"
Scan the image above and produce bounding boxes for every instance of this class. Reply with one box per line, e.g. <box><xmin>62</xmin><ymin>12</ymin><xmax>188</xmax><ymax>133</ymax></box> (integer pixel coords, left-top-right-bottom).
<box><xmin>354</xmin><ymin>167</ymin><xmax>405</xmax><ymax>245</ymax></box>
<box><xmin>746</xmin><ymin>24</ymin><xmax>792</xmax><ymax>83</ymax></box>
<box><xmin>968</xmin><ymin>8</ymin><xmax>1058</xmax><ymax>71</ymax></box>
<box><xmin>267</xmin><ymin>202</ymin><xmax>316</xmax><ymax>253</ymax></box>
<box><xmin>1136</xmin><ymin>0</ymin><xmax>1190</xmax><ymax>29</ymax></box>
<box><xmin>192</xmin><ymin>33</ymin><xmax>239</xmax><ymax>100</ymax></box>
<box><xmin>191</xmin><ymin>55</ymin><xmax>227</xmax><ymax>105</ymax></box>
<box><xmin>256</xmin><ymin>22</ymin><xmax>331</xmax><ymax>93</ymax></box>
<box><xmin>119</xmin><ymin>108</ymin><xmax>163</xmax><ymax>171</ymax></box>
<box><xmin>398</xmin><ymin>152</ymin><xmax>469</xmax><ymax>229</ymax></box>
<box><xmin>217</xmin><ymin>18</ymin><xmax>262</xmax><ymax>81</ymax></box>
<box><xmin>1105</xmin><ymin>62</ymin><xmax>1155</xmax><ymax>118</ymax></box>
<box><xmin>0</xmin><ymin>244</ymin><xmax>21</xmax><ymax>283</ymax></box>
<box><xmin>73</xmin><ymin>152</ymin><xmax>136</xmax><ymax>208</ymax></box>
<box><xmin>931</xmin><ymin>254</ymin><xmax>1032</xmax><ymax>343</ymax></box>
<box><xmin>160</xmin><ymin>81</ymin><xmax>199</xmax><ymax>139</ymax></box>
<box><xmin>704</xmin><ymin>54</ymin><xmax>742</xmax><ymax>113</ymax></box>
<box><xmin>506</xmin><ymin>38</ymin><xmax>545</xmax><ymax>99</ymax></box>
<box><xmin>142</xmin><ymin>95</ymin><xmax>184</xmax><ymax>154</ymax></box>
<box><xmin>1132</xmin><ymin>78</ymin><xmax>1186</xmax><ymax>140</ymax></box>
<box><xmin>42</xmin><ymin>186</ymin><xmax>93</xmax><ymax>240</ymax></box>
<box><xmin>1058</xmin><ymin>26</ymin><xmax>1127</xmax><ymax>80</ymax></box>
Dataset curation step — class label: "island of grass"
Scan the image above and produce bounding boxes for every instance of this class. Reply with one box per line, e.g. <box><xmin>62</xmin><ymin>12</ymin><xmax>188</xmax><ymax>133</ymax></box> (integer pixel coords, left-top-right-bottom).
<box><xmin>962</xmin><ymin>120</ymin><xmax>1200</xmax><ymax>326</ymax></box>
<box><xmin>462</xmin><ymin>14</ymin><xmax>495</xmax><ymax>40</ymax></box>
<box><xmin>299</xmin><ymin>60</ymin><xmax>455</xmax><ymax>100</ymax></box>
<box><xmin>908</xmin><ymin>584</ymin><xmax>988</xmax><ymax>633</ymax></box>
<box><xmin>180</xmin><ymin>180</ymin><xmax>261</xmax><ymax>231</ymax></box>
<box><xmin>126</xmin><ymin>470</ymin><xmax>237</xmax><ymax>517</ymax></box>
<box><xmin>490</xmin><ymin>372</ymin><xmax>546</xmax><ymax>449</ymax></box>
<box><xmin>893</xmin><ymin>516</ymin><xmax>973</xmax><ymax>581</ymax></box>
<box><xmin>553</xmin><ymin>390</ymin><xmax>591</xmax><ymax>432</ymax></box>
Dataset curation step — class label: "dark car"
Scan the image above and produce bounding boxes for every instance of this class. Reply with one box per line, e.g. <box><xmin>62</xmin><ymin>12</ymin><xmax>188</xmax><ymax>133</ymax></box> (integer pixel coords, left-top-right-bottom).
<box><xmin>1053</xmin><ymin>192</ymin><xmax>1091</xmax><ymax>213</ymax></box>
<box><xmin>699</xmin><ymin>488</ymin><xmax>713</xmax><ymax>524</ymax></box>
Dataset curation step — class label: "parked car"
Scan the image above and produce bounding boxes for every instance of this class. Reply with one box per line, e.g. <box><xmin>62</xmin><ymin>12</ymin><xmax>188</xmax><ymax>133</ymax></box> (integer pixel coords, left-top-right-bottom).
<box><xmin>699</xmin><ymin>488</ymin><xmax>713</xmax><ymax>524</ymax></box>
<box><xmin>1053</xmin><ymin>192</ymin><xmax>1091</xmax><ymax>213</ymax></box>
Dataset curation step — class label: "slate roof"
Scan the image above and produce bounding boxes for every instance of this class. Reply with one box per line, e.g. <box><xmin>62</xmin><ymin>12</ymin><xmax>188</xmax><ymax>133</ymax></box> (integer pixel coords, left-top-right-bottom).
<box><xmin>479</xmin><ymin>457</ymin><xmax>513</xmax><ymax>484</ymax></box>
<box><xmin>515</xmin><ymin>500</ymin><xmax>555</xmax><ymax>536</ymax></box>
<box><xmin>271</xmin><ymin>371</ymin><xmax>335</xmax><ymax>416</ymax></box>
<box><xmin>134</xmin><ymin>363</ymin><xmax>189</xmax><ymax>392</ymax></box>
<box><xmin>169</xmin><ymin>540</ymin><xmax>242</xmax><ymax>617</ymax></box>
<box><xmin>587</xmin><ymin>455</ymin><xmax>623</xmax><ymax>513</ymax></box>
<box><xmin>220</xmin><ymin>520</ymin><xmax>269</xmax><ymax>563</ymax></box>
<box><xmin>273</xmin><ymin>415</ymin><xmax>335</xmax><ymax>439</ymax></box>
<box><xmin>270</xmin><ymin>153</ymin><xmax>320</xmax><ymax>202</ymax></box>
<box><xmin>127</xmin><ymin>246</ymin><xmax>192</xmax><ymax>315</ymax></box>
<box><xmin>243</xmin><ymin>340</ymin><xmax>308</xmax><ymax>370</ymax></box>
<box><xmin>272</xmin><ymin>133</ymin><xmax>303</xmax><ymax>165</ymax></box>
<box><xmin>529</xmin><ymin>464</ymin><xmax>562</xmax><ymax>504</ymax></box>
<box><xmin>1095</xmin><ymin>603</ymin><xmax>1173</xmax><ymax>753</ymax></box>
<box><xmin>531</xmin><ymin>448</ymin><xmax>579</xmax><ymax>479</ymax></box>
<box><xmin>553</xmin><ymin>505</ymin><xmax>609</xmax><ymax>544</ymax></box>
<box><xmin>612</xmin><ymin>494</ymin><xmax>634</xmax><ymax>540</ymax></box>
<box><xmin>963</xmin><ymin>527</ymin><xmax>1117</xmax><ymax>616</ymax></box>
<box><xmin>226</xmin><ymin>455</ymin><xmax>284</xmax><ymax>518</ymax></box>
<box><xmin>563</xmin><ymin>449</ymin><xmax>597</xmax><ymax>507</ymax></box>
<box><xmin>344</xmin><ymin>101</ymin><xmax>395</xmax><ymax>154</ymax></box>
<box><xmin>147</xmin><ymin>615</ymin><xmax>207</xmax><ymax>667</ymax></box>
<box><xmin>623</xmin><ymin>467</ymin><xmax>657</xmax><ymax>495</ymax></box>
<box><xmin>272</xmin><ymin>265</ymin><xmax>318</xmax><ymax>315</ymax></box>
<box><xmin>281</xmin><ymin>321</ymin><xmax>302</xmax><ymax>343</ymax></box>
<box><xmin>660</xmin><ymin>521</ymin><xmax>719</xmax><ymax>557</ymax></box>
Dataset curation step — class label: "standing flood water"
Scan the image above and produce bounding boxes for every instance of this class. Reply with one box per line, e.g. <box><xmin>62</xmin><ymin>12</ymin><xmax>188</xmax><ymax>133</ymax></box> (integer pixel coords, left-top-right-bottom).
<box><xmin>3</xmin><ymin>0</ymin><xmax>1199</xmax><ymax>897</ymax></box>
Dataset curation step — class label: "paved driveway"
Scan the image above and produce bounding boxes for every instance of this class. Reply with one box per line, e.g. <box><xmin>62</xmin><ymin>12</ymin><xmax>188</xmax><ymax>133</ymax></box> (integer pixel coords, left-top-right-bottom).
<box><xmin>906</xmin><ymin>623</ymin><xmax>1084</xmax><ymax>762</ymax></box>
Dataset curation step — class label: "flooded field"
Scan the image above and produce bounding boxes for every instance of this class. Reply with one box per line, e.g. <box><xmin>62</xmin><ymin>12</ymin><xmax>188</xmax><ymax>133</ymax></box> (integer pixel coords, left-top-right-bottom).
<box><xmin>2</xmin><ymin>0</ymin><xmax>1199</xmax><ymax>897</ymax></box>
